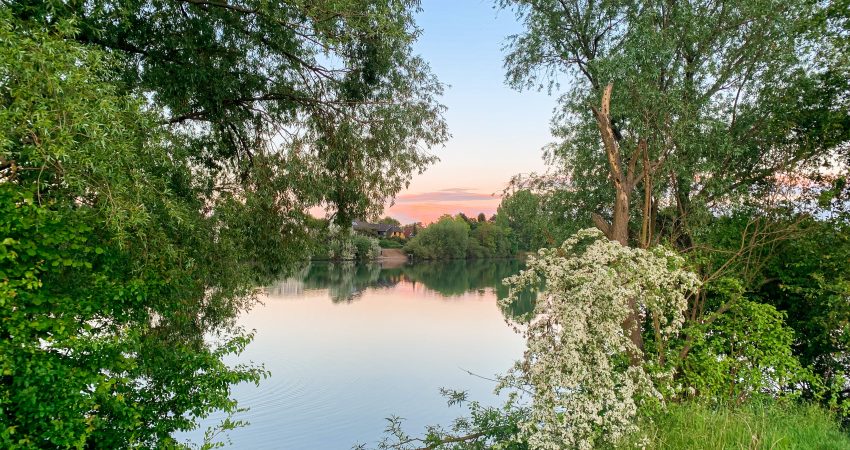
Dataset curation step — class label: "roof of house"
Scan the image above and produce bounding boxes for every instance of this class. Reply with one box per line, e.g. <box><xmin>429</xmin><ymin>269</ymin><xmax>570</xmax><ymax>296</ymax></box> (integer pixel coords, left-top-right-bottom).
<box><xmin>352</xmin><ymin>221</ymin><xmax>402</xmax><ymax>233</ymax></box>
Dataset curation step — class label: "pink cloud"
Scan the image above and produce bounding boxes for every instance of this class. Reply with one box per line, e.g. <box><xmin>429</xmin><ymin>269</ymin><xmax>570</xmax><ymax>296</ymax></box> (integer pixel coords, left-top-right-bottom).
<box><xmin>308</xmin><ymin>188</ymin><xmax>503</xmax><ymax>225</ymax></box>
<box><xmin>394</xmin><ymin>188</ymin><xmax>499</xmax><ymax>204</ymax></box>
<box><xmin>386</xmin><ymin>189</ymin><xmax>502</xmax><ymax>224</ymax></box>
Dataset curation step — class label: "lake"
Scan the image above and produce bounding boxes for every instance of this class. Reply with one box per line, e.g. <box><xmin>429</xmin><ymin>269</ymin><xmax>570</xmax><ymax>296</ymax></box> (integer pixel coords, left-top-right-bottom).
<box><xmin>183</xmin><ymin>260</ymin><xmax>533</xmax><ymax>449</ymax></box>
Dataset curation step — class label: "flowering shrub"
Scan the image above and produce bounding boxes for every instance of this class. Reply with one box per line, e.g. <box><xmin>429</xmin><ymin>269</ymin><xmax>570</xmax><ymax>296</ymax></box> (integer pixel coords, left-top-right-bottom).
<box><xmin>327</xmin><ymin>223</ymin><xmax>356</xmax><ymax>260</ymax></box>
<box><xmin>500</xmin><ymin>229</ymin><xmax>700</xmax><ymax>449</ymax></box>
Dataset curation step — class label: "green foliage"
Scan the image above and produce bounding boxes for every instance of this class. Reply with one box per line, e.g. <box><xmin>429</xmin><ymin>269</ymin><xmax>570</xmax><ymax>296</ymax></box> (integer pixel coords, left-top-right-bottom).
<box><xmin>372</xmin><ymin>396</ymin><xmax>850</xmax><ymax>450</ymax></box>
<box><xmin>755</xmin><ymin>220</ymin><xmax>850</xmax><ymax>416</ymax></box>
<box><xmin>678</xmin><ymin>279</ymin><xmax>809</xmax><ymax>404</ymax></box>
<box><xmin>404</xmin><ymin>216</ymin><xmax>471</xmax><ymax>259</ymax></box>
<box><xmin>635</xmin><ymin>401</ymin><xmax>850</xmax><ymax>449</ymax></box>
<box><xmin>498</xmin><ymin>0</ymin><xmax>850</xmax><ymax>432</ymax></box>
<box><xmin>495</xmin><ymin>190</ymin><xmax>551</xmax><ymax>251</ymax></box>
<box><xmin>499</xmin><ymin>0</ymin><xmax>849</xmax><ymax>249</ymax></box>
<box><xmin>7</xmin><ymin>0</ymin><xmax>448</xmax><ymax>226</ymax></box>
<box><xmin>467</xmin><ymin>222</ymin><xmax>513</xmax><ymax>258</ymax></box>
<box><xmin>404</xmin><ymin>215</ymin><xmax>514</xmax><ymax>260</ymax></box>
<box><xmin>0</xmin><ymin>14</ymin><xmax>267</xmax><ymax>447</ymax></box>
<box><xmin>685</xmin><ymin>214</ymin><xmax>850</xmax><ymax>416</ymax></box>
<box><xmin>378</xmin><ymin>239</ymin><xmax>403</xmax><ymax>249</ymax></box>
<box><xmin>0</xmin><ymin>185</ymin><xmax>265</xmax><ymax>448</ymax></box>
<box><xmin>310</xmin><ymin>223</ymin><xmax>381</xmax><ymax>261</ymax></box>
<box><xmin>352</xmin><ymin>235</ymin><xmax>381</xmax><ymax>260</ymax></box>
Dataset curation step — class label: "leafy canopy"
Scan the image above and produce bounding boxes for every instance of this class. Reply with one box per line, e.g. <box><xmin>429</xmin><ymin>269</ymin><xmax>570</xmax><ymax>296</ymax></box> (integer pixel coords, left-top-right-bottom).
<box><xmin>0</xmin><ymin>13</ymin><xmax>264</xmax><ymax>448</ymax></box>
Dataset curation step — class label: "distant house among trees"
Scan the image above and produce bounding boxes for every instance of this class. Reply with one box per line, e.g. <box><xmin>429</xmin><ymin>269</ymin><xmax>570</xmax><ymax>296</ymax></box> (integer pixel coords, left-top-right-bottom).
<box><xmin>402</xmin><ymin>224</ymin><xmax>419</xmax><ymax>239</ymax></box>
<box><xmin>352</xmin><ymin>220</ymin><xmax>405</xmax><ymax>239</ymax></box>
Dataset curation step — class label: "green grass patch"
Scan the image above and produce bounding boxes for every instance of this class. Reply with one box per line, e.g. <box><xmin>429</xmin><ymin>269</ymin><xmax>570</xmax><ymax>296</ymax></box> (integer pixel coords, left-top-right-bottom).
<box><xmin>379</xmin><ymin>238</ymin><xmax>404</xmax><ymax>249</ymax></box>
<box><xmin>636</xmin><ymin>402</ymin><xmax>850</xmax><ymax>449</ymax></box>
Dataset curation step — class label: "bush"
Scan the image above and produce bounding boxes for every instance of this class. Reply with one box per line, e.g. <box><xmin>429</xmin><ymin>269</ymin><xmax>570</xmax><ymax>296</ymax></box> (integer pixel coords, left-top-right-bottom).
<box><xmin>678</xmin><ymin>278</ymin><xmax>809</xmax><ymax>404</ymax></box>
<box><xmin>404</xmin><ymin>216</ymin><xmax>470</xmax><ymax>259</ymax></box>
<box><xmin>352</xmin><ymin>235</ymin><xmax>381</xmax><ymax>260</ymax></box>
<box><xmin>501</xmin><ymin>229</ymin><xmax>700</xmax><ymax>449</ymax></box>
<box><xmin>404</xmin><ymin>216</ymin><xmax>514</xmax><ymax>259</ymax></box>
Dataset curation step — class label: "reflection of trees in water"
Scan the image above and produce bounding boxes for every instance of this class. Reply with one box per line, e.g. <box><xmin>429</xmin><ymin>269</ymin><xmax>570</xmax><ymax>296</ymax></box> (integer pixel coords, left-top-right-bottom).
<box><xmin>301</xmin><ymin>262</ymin><xmax>384</xmax><ymax>303</ymax></box>
<box><xmin>401</xmin><ymin>259</ymin><xmax>524</xmax><ymax>296</ymax></box>
<box><xmin>279</xmin><ymin>260</ymin><xmax>538</xmax><ymax>320</ymax></box>
<box><xmin>494</xmin><ymin>280</ymin><xmax>538</xmax><ymax>322</ymax></box>
<box><xmin>266</xmin><ymin>265</ymin><xmax>311</xmax><ymax>296</ymax></box>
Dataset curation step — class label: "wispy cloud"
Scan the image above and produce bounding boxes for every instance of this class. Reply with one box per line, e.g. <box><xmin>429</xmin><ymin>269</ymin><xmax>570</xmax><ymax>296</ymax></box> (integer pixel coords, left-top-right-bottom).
<box><xmin>387</xmin><ymin>199</ymin><xmax>501</xmax><ymax>224</ymax></box>
<box><xmin>394</xmin><ymin>188</ymin><xmax>500</xmax><ymax>203</ymax></box>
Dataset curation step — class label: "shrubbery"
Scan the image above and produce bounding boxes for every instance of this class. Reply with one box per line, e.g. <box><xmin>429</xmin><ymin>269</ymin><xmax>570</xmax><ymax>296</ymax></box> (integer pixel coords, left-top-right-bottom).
<box><xmin>376</xmin><ymin>229</ymin><xmax>850</xmax><ymax>449</ymax></box>
<box><xmin>404</xmin><ymin>216</ymin><xmax>470</xmax><ymax>259</ymax></box>
<box><xmin>352</xmin><ymin>235</ymin><xmax>382</xmax><ymax>260</ymax></box>
<box><xmin>0</xmin><ymin>19</ymin><xmax>264</xmax><ymax>447</ymax></box>
<box><xmin>404</xmin><ymin>215</ymin><xmax>514</xmax><ymax>259</ymax></box>
<box><xmin>310</xmin><ymin>223</ymin><xmax>381</xmax><ymax>261</ymax></box>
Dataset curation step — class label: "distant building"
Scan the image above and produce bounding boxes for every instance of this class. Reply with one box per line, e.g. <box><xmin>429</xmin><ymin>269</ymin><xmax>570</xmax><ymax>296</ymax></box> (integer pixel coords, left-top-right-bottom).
<box><xmin>352</xmin><ymin>220</ymin><xmax>404</xmax><ymax>239</ymax></box>
<box><xmin>401</xmin><ymin>223</ymin><xmax>418</xmax><ymax>239</ymax></box>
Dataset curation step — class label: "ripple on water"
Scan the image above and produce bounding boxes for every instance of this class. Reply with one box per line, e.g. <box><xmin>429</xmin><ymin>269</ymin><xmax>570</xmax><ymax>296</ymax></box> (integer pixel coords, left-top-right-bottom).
<box><xmin>185</xmin><ymin>261</ymin><xmax>528</xmax><ymax>449</ymax></box>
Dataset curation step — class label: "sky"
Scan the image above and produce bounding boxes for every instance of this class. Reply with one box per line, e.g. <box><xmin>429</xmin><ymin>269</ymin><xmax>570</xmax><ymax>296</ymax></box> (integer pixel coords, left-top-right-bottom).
<box><xmin>383</xmin><ymin>0</ymin><xmax>556</xmax><ymax>224</ymax></box>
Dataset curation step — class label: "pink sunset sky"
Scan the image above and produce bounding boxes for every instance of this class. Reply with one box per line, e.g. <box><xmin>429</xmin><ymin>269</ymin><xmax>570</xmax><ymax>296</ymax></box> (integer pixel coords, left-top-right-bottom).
<box><xmin>379</xmin><ymin>0</ymin><xmax>555</xmax><ymax>225</ymax></box>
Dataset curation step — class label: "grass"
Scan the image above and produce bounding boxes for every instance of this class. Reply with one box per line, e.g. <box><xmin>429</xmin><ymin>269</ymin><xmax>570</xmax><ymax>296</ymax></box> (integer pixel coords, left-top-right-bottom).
<box><xmin>378</xmin><ymin>238</ymin><xmax>404</xmax><ymax>249</ymax></box>
<box><xmin>636</xmin><ymin>402</ymin><xmax>850</xmax><ymax>449</ymax></box>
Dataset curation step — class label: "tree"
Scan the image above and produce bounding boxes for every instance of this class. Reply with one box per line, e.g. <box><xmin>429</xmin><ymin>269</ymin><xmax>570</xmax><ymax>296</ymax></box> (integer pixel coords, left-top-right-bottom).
<box><xmin>0</xmin><ymin>14</ymin><xmax>263</xmax><ymax>447</ymax></box>
<box><xmin>404</xmin><ymin>216</ymin><xmax>470</xmax><ymax>259</ymax></box>
<box><xmin>468</xmin><ymin>222</ymin><xmax>513</xmax><ymax>258</ymax></box>
<box><xmin>378</xmin><ymin>216</ymin><xmax>401</xmax><ymax>226</ymax></box>
<box><xmin>500</xmin><ymin>0</ymin><xmax>846</xmax><ymax>248</ymax></box>
<box><xmin>495</xmin><ymin>189</ymin><xmax>549</xmax><ymax>251</ymax></box>
<box><xmin>499</xmin><ymin>0</ymin><xmax>850</xmax><ymax>360</ymax></box>
<box><xmin>2</xmin><ymin>2</ymin><xmax>449</xmax><ymax>443</ymax></box>
<box><xmin>9</xmin><ymin>0</ymin><xmax>448</xmax><ymax>261</ymax></box>
<box><xmin>477</xmin><ymin>212</ymin><xmax>487</xmax><ymax>223</ymax></box>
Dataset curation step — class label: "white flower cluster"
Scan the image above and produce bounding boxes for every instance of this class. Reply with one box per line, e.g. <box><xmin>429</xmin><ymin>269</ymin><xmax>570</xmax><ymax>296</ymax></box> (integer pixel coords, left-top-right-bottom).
<box><xmin>327</xmin><ymin>223</ymin><xmax>356</xmax><ymax>260</ymax></box>
<box><xmin>500</xmin><ymin>229</ymin><xmax>700</xmax><ymax>449</ymax></box>
<box><xmin>367</xmin><ymin>237</ymin><xmax>382</xmax><ymax>260</ymax></box>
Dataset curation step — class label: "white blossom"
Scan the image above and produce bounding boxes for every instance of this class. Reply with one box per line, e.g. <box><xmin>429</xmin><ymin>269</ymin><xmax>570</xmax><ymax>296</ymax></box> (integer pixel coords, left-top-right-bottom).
<box><xmin>500</xmin><ymin>229</ymin><xmax>700</xmax><ymax>449</ymax></box>
<box><xmin>327</xmin><ymin>223</ymin><xmax>356</xmax><ymax>260</ymax></box>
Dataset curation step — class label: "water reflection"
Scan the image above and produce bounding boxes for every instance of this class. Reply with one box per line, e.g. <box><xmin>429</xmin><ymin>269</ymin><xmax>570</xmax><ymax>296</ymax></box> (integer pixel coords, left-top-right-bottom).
<box><xmin>188</xmin><ymin>259</ymin><xmax>534</xmax><ymax>449</ymax></box>
<box><xmin>266</xmin><ymin>259</ymin><xmax>537</xmax><ymax>319</ymax></box>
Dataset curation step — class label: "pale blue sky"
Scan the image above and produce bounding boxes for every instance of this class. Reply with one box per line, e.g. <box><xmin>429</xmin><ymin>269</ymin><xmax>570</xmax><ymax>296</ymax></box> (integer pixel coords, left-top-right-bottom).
<box><xmin>387</xmin><ymin>0</ymin><xmax>556</xmax><ymax>223</ymax></box>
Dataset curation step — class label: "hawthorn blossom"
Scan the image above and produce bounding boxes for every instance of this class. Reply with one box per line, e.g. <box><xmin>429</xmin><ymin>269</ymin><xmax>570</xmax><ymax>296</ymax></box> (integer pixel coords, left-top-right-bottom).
<box><xmin>500</xmin><ymin>229</ymin><xmax>700</xmax><ymax>449</ymax></box>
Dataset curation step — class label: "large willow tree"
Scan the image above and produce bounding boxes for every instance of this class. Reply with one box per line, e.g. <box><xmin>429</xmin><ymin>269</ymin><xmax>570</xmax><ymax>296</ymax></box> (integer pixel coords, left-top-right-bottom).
<box><xmin>1</xmin><ymin>1</ymin><xmax>446</xmax><ymax>447</ymax></box>
<box><xmin>9</xmin><ymin>0</ymin><xmax>448</xmax><ymax>270</ymax></box>
<box><xmin>498</xmin><ymin>0</ymin><xmax>850</xmax><ymax>421</ymax></box>
<box><xmin>501</xmin><ymin>0</ymin><xmax>848</xmax><ymax>248</ymax></box>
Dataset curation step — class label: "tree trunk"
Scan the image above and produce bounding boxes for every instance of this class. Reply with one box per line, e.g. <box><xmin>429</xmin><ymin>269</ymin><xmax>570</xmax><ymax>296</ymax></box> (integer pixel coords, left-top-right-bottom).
<box><xmin>590</xmin><ymin>83</ymin><xmax>645</xmax><ymax>361</ymax></box>
<box><xmin>611</xmin><ymin>188</ymin><xmax>630</xmax><ymax>246</ymax></box>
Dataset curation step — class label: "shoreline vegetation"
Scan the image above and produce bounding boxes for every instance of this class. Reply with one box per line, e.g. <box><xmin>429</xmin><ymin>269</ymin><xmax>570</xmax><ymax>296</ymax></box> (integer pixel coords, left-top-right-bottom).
<box><xmin>3</xmin><ymin>0</ymin><xmax>850</xmax><ymax>448</ymax></box>
<box><xmin>308</xmin><ymin>213</ymin><xmax>519</xmax><ymax>262</ymax></box>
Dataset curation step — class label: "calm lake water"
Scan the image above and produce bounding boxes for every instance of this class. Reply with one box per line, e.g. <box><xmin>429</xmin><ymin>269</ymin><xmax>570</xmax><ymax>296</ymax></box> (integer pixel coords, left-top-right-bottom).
<box><xmin>183</xmin><ymin>260</ymin><xmax>533</xmax><ymax>449</ymax></box>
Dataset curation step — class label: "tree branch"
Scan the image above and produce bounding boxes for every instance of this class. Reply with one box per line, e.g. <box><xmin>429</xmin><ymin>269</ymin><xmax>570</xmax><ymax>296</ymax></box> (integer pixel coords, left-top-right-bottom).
<box><xmin>591</xmin><ymin>212</ymin><xmax>612</xmax><ymax>239</ymax></box>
